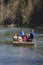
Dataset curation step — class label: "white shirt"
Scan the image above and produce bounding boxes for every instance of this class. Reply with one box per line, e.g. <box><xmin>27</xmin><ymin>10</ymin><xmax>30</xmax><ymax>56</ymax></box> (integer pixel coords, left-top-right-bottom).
<box><xmin>18</xmin><ymin>36</ymin><xmax>22</xmax><ymax>42</ymax></box>
<box><xmin>13</xmin><ymin>36</ymin><xmax>17</xmax><ymax>39</ymax></box>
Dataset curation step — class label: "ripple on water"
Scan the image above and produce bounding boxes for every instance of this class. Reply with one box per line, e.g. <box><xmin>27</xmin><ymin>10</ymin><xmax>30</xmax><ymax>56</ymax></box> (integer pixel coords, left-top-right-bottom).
<box><xmin>0</xmin><ymin>44</ymin><xmax>43</xmax><ymax>65</ymax></box>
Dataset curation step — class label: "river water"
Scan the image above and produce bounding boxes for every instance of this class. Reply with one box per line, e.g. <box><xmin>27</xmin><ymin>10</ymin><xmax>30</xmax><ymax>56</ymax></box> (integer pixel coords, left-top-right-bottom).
<box><xmin>0</xmin><ymin>27</ymin><xmax>43</xmax><ymax>65</ymax></box>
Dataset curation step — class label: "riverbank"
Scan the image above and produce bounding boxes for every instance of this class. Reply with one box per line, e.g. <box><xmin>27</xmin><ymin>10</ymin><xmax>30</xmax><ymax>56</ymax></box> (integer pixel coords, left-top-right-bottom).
<box><xmin>0</xmin><ymin>24</ymin><xmax>43</xmax><ymax>30</ymax></box>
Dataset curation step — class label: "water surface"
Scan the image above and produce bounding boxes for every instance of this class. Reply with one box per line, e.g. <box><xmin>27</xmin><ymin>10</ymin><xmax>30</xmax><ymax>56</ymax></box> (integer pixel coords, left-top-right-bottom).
<box><xmin>0</xmin><ymin>27</ymin><xmax>43</xmax><ymax>65</ymax></box>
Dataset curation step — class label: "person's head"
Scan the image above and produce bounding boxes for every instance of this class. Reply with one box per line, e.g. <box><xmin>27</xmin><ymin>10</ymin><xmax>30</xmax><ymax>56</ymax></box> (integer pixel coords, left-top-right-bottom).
<box><xmin>17</xmin><ymin>33</ymin><xmax>20</xmax><ymax>36</ymax></box>
<box><xmin>31</xmin><ymin>29</ymin><xmax>34</xmax><ymax>32</ymax></box>
<box><xmin>14</xmin><ymin>34</ymin><xmax>17</xmax><ymax>36</ymax></box>
<box><xmin>21</xmin><ymin>29</ymin><xmax>23</xmax><ymax>31</ymax></box>
<box><xmin>28</xmin><ymin>34</ymin><xmax>30</xmax><ymax>36</ymax></box>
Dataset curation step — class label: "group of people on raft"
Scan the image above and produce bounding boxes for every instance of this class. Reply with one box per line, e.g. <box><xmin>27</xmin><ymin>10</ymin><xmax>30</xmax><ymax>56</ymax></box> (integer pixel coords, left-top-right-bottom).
<box><xmin>13</xmin><ymin>29</ymin><xmax>35</xmax><ymax>42</ymax></box>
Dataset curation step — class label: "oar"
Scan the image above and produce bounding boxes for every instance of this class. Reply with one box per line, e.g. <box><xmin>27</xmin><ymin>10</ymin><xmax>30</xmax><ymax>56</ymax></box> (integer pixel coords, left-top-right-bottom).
<box><xmin>34</xmin><ymin>39</ymin><xmax>36</xmax><ymax>48</ymax></box>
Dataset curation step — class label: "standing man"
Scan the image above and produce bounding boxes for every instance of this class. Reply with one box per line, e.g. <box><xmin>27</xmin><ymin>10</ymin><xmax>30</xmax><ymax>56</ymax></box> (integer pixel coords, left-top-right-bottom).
<box><xmin>29</xmin><ymin>29</ymin><xmax>35</xmax><ymax>40</ymax></box>
<box><xmin>27</xmin><ymin>29</ymin><xmax>35</xmax><ymax>42</ymax></box>
<box><xmin>19</xmin><ymin>29</ymin><xmax>24</xmax><ymax>37</ymax></box>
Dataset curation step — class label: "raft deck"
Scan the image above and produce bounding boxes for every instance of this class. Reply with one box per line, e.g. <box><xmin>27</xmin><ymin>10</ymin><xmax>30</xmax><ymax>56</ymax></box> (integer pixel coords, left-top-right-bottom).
<box><xmin>12</xmin><ymin>41</ymin><xmax>34</xmax><ymax>46</ymax></box>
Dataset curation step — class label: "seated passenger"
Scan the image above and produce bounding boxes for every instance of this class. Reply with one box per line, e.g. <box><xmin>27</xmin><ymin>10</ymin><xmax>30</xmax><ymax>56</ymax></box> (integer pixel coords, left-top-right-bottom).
<box><xmin>13</xmin><ymin>34</ymin><xmax>18</xmax><ymax>41</ymax></box>
<box><xmin>22</xmin><ymin>35</ymin><xmax>27</xmax><ymax>42</ymax></box>
<box><xmin>17</xmin><ymin>34</ymin><xmax>22</xmax><ymax>42</ymax></box>
<box><xmin>26</xmin><ymin>34</ymin><xmax>30</xmax><ymax>42</ymax></box>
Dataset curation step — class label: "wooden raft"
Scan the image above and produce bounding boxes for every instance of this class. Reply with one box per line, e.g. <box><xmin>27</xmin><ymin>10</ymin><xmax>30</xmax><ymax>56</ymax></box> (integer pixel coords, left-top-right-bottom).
<box><xmin>12</xmin><ymin>41</ymin><xmax>34</xmax><ymax>46</ymax></box>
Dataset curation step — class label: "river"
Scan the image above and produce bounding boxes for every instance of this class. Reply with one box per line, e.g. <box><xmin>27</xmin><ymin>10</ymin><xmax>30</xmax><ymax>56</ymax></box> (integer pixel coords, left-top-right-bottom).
<box><xmin>0</xmin><ymin>27</ymin><xmax>43</xmax><ymax>65</ymax></box>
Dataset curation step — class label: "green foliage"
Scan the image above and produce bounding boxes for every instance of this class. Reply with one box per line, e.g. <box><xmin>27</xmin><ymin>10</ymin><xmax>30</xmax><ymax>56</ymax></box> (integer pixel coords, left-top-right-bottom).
<box><xmin>20</xmin><ymin>0</ymin><xmax>26</xmax><ymax>8</ymax></box>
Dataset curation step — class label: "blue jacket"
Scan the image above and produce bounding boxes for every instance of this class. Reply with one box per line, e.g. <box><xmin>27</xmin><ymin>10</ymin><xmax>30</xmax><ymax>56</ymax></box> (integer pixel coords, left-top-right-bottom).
<box><xmin>29</xmin><ymin>32</ymin><xmax>34</xmax><ymax>39</ymax></box>
<box><xmin>19</xmin><ymin>31</ymin><xmax>24</xmax><ymax>36</ymax></box>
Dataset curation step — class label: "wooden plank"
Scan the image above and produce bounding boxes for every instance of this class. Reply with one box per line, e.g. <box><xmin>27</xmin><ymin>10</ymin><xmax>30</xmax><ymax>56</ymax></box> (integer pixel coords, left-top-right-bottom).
<box><xmin>12</xmin><ymin>41</ymin><xmax>34</xmax><ymax>46</ymax></box>
<box><xmin>13</xmin><ymin>41</ymin><xmax>34</xmax><ymax>44</ymax></box>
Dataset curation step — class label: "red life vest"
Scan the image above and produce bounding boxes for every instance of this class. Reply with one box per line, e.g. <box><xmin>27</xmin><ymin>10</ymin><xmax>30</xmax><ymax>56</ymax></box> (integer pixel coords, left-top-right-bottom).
<box><xmin>22</xmin><ymin>35</ymin><xmax>27</xmax><ymax>41</ymax></box>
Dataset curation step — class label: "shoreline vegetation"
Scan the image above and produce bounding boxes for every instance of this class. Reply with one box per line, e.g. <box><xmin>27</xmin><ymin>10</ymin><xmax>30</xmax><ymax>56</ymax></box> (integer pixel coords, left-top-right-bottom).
<box><xmin>0</xmin><ymin>24</ymin><xmax>43</xmax><ymax>30</ymax></box>
<box><xmin>0</xmin><ymin>0</ymin><xmax>43</xmax><ymax>28</ymax></box>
